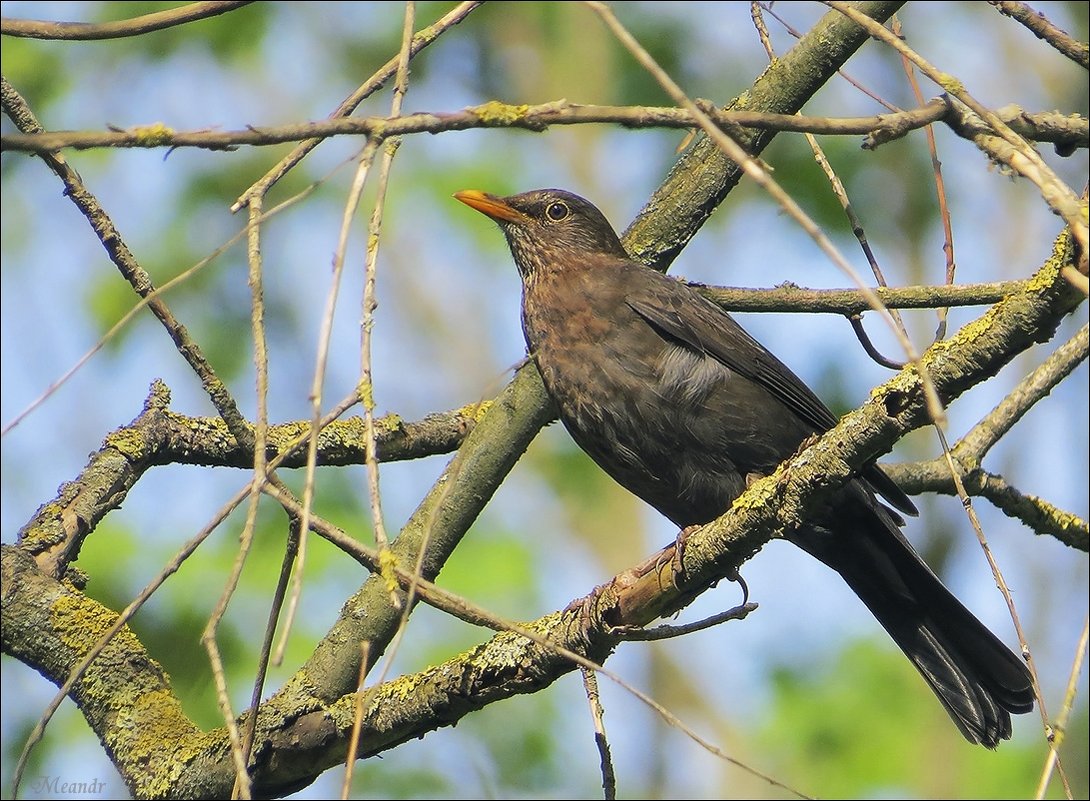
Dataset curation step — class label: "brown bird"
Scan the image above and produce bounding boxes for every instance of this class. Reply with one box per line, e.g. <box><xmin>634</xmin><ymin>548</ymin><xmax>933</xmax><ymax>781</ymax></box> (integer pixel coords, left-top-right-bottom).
<box><xmin>454</xmin><ymin>187</ymin><xmax>1035</xmax><ymax>747</ymax></box>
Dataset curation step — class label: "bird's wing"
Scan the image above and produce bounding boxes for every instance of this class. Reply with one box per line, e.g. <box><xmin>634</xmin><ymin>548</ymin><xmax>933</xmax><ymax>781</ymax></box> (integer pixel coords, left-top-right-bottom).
<box><xmin>626</xmin><ymin>280</ymin><xmax>917</xmax><ymax>517</ymax></box>
<box><xmin>625</xmin><ymin>288</ymin><xmax>839</xmax><ymax>434</ymax></box>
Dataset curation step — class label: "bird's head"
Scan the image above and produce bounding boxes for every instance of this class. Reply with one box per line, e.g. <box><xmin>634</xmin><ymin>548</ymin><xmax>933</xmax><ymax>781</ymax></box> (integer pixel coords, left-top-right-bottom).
<box><xmin>454</xmin><ymin>188</ymin><xmax>628</xmax><ymax>279</ymax></box>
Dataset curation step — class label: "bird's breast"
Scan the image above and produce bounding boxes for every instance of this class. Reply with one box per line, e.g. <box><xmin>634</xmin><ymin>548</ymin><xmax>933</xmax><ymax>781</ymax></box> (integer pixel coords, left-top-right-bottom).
<box><xmin>521</xmin><ymin>271</ymin><xmax>654</xmax><ymax>421</ymax></box>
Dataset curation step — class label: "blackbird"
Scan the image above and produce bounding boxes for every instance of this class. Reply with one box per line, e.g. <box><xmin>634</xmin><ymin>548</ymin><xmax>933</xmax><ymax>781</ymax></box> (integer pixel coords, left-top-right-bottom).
<box><xmin>454</xmin><ymin>187</ymin><xmax>1035</xmax><ymax>747</ymax></box>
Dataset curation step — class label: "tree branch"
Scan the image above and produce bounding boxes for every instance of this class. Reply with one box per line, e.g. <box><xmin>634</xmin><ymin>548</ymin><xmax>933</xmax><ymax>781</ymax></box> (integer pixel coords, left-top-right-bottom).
<box><xmin>0</xmin><ymin>1</ymin><xmax>255</xmax><ymax>40</ymax></box>
<box><xmin>883</xmin><ymin>320</ymin><xmax>1089</xmax><ymax>550</ymax></box>
<box><xmin>988</xmin><ymin>1</ymin><xmax>1090</xmax><ymax>69</ymax></box>
<box><xmin>1</xmin><ymin>545</ymin><xmax>204</xmax><ymax>800</ymax></box>
<box><xmin>885</xmin><ymin>462</ymin><xmax>1089</xmax><ymax>551</ymax></box>
<box><xmin>5</xmin><ymin>99</ymin><xmax>1085</xmax><ymax>155</ymax></box>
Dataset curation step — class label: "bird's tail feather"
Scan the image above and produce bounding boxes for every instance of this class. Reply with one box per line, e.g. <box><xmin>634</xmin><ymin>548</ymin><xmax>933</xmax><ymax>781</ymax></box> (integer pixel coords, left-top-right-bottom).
<box><xmin>794</xmin><ymin>502</ymin><xmax>1034</xmax><ymax>748</ymax></box>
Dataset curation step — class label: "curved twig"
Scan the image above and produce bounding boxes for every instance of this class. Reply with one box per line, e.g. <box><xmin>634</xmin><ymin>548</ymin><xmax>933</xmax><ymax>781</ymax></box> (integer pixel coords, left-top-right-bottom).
<box><xmin>0</xmin><ymin>1</ymin><xmax>254</xmax><ymax>40</ymax></box>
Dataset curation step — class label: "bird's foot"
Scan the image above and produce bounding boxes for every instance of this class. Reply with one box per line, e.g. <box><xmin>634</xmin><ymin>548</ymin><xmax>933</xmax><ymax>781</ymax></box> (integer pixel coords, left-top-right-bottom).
<box><xmin>669</xmin><ymin>524</ymin><xmax>702</xmax><ymax>590</ymax></box>
<box><xmin>670</xmin><ymin>524</ymin><xmax>749</xmax><ymax>606</ymax></box>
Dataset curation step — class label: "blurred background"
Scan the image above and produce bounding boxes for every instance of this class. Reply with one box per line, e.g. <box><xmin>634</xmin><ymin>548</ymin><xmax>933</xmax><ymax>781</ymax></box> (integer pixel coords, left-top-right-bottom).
<box><xmin>2</xmin><ymin>2</ymin><xmax>1087</xmax><ymax>798</ymax></box>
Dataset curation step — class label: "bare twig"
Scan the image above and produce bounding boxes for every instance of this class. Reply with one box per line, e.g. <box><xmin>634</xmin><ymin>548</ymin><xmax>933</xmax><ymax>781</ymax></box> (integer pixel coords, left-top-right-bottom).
<box><xmin>933</xmin><ymin>422</ymin><xmax>1057</xmax><ymax>771</ymax></box>
<box><xmin>893</xmin><ymin>16</ymin><xmax>956</xmax><ymax>340</ymax></box>
<box><xmin>273</xmin><ymin>139</ymin><xmax>382</xmax><ymax>663</ymax></box>
<box><xmin>582</xmin><ymin>669</ymin><xmax>616</xmax><ymax>801</ymax></box>
<box><xmin>1036</xmin><ymin>614</ymin><xmax>1089</xmax><ymax>798</ymax></box>
<box><xmin>360</xmin><ymin>0</ymin><xmax>416</xmax><ymax>566</ymax></box>
<box><xmin>698</xmin><ymin>279</ymin><xmax>1028</xmax><ymax>312</ymax></box>
<box><xmin>0</xmin><ymin>1</ymin><xmax>254</xmax><ymax>40</ymax></box>
<box><xmin>6</xmin><ymin>99</ymin><xmax>1086</xmax><ymax>157</ymax></box>
<box><xmin>342</xmin><ymin>641</ymin><xmax>372</xmax><ymax>799</ymax></box>
<box><xmin>989</xmin><ymin>1</ymin><xmax>1089</xmax><ymax>69</ymax></box>
<box><xmin>239</xmin><ymin>521</ymin><xmax>299</xmax><ymax>794</ymax></box>
<box><xmin>846</xmin><ymin>315</ymin><xmax>905</xmax><ymax>369</ymax></box>
<box><xmin>221</xmin><ymin>192</ymin><xmax>273</xmax><ymax>800</ymax></box>
<box><xmin>0</xmin><ymin>98</ymin><xmax>949</xmax><ymax>153</ymax></box>
<box><xmin>231</xmin><ymin>1</ymin><xmax>482</xmax><ymax>210</ymax></box>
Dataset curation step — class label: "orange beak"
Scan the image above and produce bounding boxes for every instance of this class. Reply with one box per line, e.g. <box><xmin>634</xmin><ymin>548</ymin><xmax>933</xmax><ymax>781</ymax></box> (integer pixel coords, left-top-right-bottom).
<box><xmin>453</xmin><ymin>190</ymin><xmax>531</xmax><ymax>224</ymax></box>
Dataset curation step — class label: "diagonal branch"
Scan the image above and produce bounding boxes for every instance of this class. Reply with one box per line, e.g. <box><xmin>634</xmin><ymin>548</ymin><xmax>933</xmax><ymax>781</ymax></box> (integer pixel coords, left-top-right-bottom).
<box><xmin>0</xmin><ymin>1</ymin><xmax>255</xmax><ymax>40</ymax></box>
<box><xmin>988</xmin><ymin>0</ymin><xmax>1090</xmax><ymax>69</ymax></box>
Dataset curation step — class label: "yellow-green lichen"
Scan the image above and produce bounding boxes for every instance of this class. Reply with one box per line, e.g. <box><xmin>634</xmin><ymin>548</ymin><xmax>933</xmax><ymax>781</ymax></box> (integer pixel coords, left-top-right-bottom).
<box><xmin>103</xmin><ymin>426</ymin><xmax>150</xmax><ymax>460</ymax></box>
<box><xmin>386</xmin><ymin>670</ymin><xmax>426</xmax><ymax>702</ymax></box>
<box><xmin>49</xmin><ymin>593</ymin><xmax>202</xmax><ymax>796</ymax></box>
<box><xmin>357</xmin><ymin>379</ymin><xmax>375</xmax><ymax>410</ymax></box>
<box><xmin>114</xmin><ymin>690</ymin><xmax>202</xmax><ymax>797</ymax></box>
<box><xmin>130</xmin><ymin>122</ymin><xmax>175</xmax><ymax>147</ymax></box>
<box><xmin>375</xmin><ymin>413</ymin><xmax>404</xmax><ymax>434</ymax></box>
<box><xmin>456</xmin><ymin>399</ymin><xmax>493</xmax><ymax>423</ymax></box>
<box><xmin>471</xmin><ymin>101</ymin><xmax>530</xmax><ymax>125</ymax></box>
<box><xmin>50</xmin><ymin>592</ymin><xmax>136</xmax><ymax>652</ymax></box>
<box><xmin>19</xmin><ymin>499</ymin><xmax>69</xmax><ymax>549</ymax></box>
<box><xmin>378</xmin><ymin>547</ymin><xmax>400</xmax><ymax>597</ymax></box>
<box><xmin>936</xmin><ymin>74</ymin><xmax>965</xmax><ymax>96</ymax></box>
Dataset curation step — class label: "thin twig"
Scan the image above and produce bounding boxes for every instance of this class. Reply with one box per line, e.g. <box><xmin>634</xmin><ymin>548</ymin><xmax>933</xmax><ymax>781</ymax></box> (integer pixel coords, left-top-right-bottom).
<box><xmin>273</xmin><ymin>136</ymin><xmax>383</xmax><ymax>663</ymax></box>
<box><xmin>360</xmin><ymin>0</ymin><xmax>416</xmax><ymax>563</ymax></box>
<box><xmin>6</xmin><ymin>99</ymin><xmax>1086</xmax><ymax>156</ymax></box>
<box><xmin>337</xmin><ymin>17</ymin><xmax>421</xmax><ymax>778</ymax></box>
<box><xmin>934</xmin><ymin>425</ymin><xmax>1058</xmax><ymax>771</ymax></box>
<box><xmin>342</xmin><ymin>641</ymin><xmax>372</xmax><ymax>799</ymax></box>
<box><xmin>223</xmin><ymin>192</ymin><xmax>273</xmax><ymax>800</ymax></box>
<box><xmin>989</xmin><ymin>1</ymin><xmax>1089</xmax><ymax>69</ymax></box>
<box><xmin>847</xmin><ymin>315</ymin><xmax>905</xmax><ymax>369</ymax></box>
<box><xmin>582</xmin><ymin>668</ymin><xmax>616</xmax><ymax>801</ymax></box>
<box><xmin>750</xmin><ymin>1</ymin><xmax>774</xmax><ymax>59</ymax></box>
<box><xmin>0</xmin><ymin>1</ymin><xmax>254</xmax><ymax>40</ymax></box>
<box><xmin>239</xmin><ymin>520</ymin><xmax>299</xmax><ymax>795</ymax></box>
<box><xmin>893</xmin><ymin>15</ymin><xmax>956</xmax><ymax>341</ymax></box>
<box><xmin>0</xmin><ymin>98</ymin><xmax>949</xmax><ymax>153</ymax></box>
<box><xmin>231</xmin><ymin>1</ymin><xmax>482</xmax><ymax>211</ymax></box>
<box><xmin>1035</xmin><ymin>614</ymin><xmax>1089</xmax><ymax>798</ymax></box>
<box><xmin>203</xmin><ymin>633</ymin><xmax>251</xmax><ymax>800</ymax></box>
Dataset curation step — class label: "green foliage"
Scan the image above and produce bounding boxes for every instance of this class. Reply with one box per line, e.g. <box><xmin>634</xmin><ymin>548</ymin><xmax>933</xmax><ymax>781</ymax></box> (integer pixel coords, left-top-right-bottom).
<box><xmin>757</xmin><ymin>639</ymin><xmax>1057</xmax><ymax>799</ymax></box>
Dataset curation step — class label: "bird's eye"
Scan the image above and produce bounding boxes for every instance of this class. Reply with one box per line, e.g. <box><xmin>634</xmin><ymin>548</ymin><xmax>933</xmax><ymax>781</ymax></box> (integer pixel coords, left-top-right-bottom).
<box><xmin>545</xmin><ymin>201</ymin><xmax>569</xmax><ymax>222</ymax></box>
